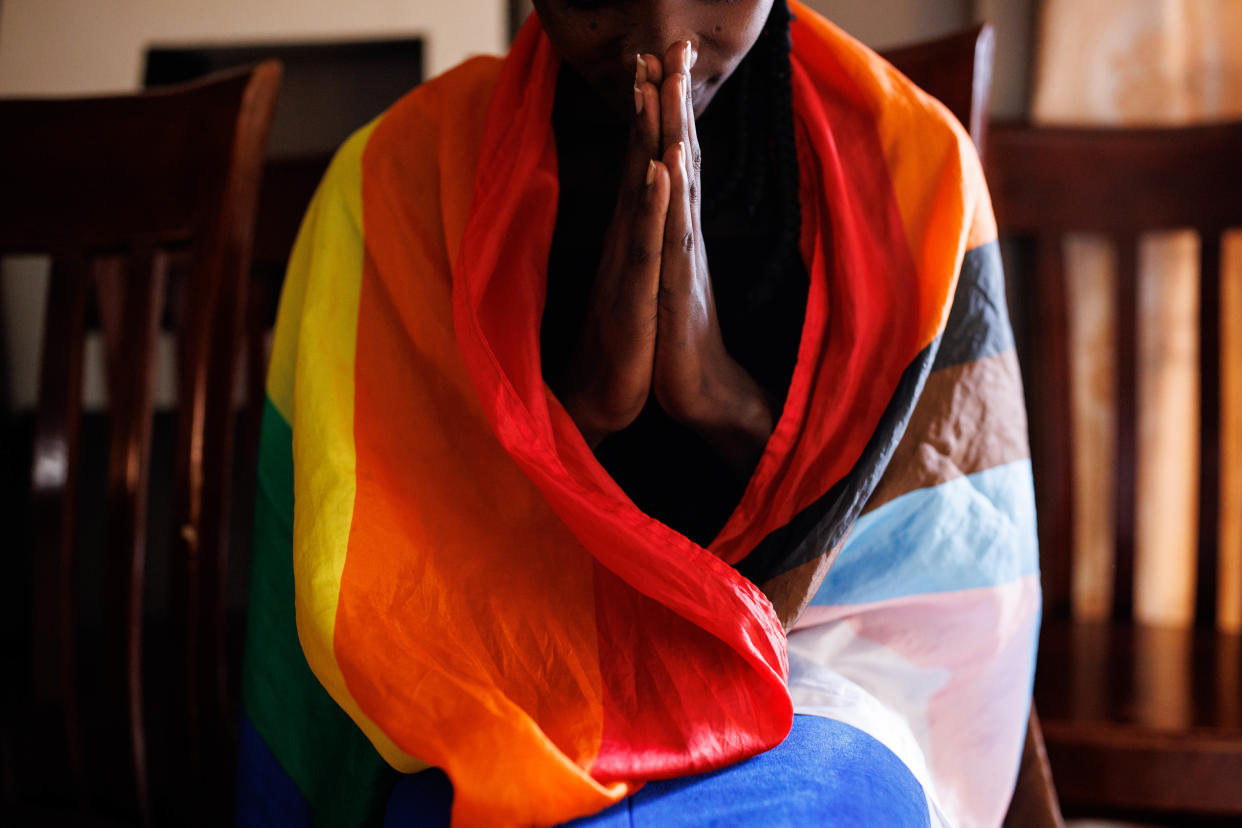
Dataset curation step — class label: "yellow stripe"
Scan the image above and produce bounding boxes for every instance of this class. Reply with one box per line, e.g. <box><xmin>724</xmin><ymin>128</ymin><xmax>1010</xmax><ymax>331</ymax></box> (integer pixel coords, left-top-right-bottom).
<box><xmin>276</xmin><ymin>119</ymin><xmax>426</xmax><ymax>773</ymax></box>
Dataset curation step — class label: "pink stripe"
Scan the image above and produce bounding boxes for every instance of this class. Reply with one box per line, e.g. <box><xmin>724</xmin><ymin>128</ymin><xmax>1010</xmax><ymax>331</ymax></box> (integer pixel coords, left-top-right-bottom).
<box><xmin>793</xmin><ymin>576</ymin><xmax>1040</xmax><ymax>827</ymax></box>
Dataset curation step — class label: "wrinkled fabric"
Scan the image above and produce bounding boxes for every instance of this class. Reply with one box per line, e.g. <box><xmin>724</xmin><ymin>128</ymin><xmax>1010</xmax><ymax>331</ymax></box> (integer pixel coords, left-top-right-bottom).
<box><xmin>238</xmin><ymin>3</ymin><xmax>1034</xmax><ymax>826</ymax></box>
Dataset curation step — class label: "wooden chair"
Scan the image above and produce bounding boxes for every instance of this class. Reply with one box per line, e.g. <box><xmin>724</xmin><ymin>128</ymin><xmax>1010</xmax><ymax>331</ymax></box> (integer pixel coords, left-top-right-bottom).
<box><xmin>0</xmin><ymin>62</ymin><xmax>281</xmax><ymax>823</ymax></box>
<box><xmin>987</xmin><ymin>120</ymin><xmax>1242</xmax><ymax>819</ymax></box>
<box><xmin>882</xmin><ymin>27</ymin><xmax>1064</xmax><ymax>828</ymax></box>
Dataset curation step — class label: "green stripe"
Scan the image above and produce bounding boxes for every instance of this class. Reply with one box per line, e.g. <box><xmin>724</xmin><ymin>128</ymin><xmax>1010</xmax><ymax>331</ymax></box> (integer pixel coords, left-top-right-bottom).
<box><xmin>242</xmin><ymin>396</ymin><xmax>398</xmax><ymax>827</ymax></box>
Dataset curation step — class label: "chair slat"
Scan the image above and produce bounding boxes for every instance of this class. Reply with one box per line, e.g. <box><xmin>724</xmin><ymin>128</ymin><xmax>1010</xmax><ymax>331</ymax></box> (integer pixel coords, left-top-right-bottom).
<box><xmin>92</xmin><ymin>256</ymin><xmax>127</xmax><ymax>394</ymax></box>
<box><xmin>99</xmin><ymin>246</ymin><xmax>167</xmax><ymax>822</ymax></box>
<box><xmin>29</xmin><ymin>255</ymin><xmax>90</xmax><ymax>796</ymax></box>
<box><xmin>1222</xmin><ymin>232</ymin><xmax>1242</xmax><ymax>633</ymax></box>
<box><xmin>1198</xmin><ymin>232</ymin><xmax>1223</xmax><ymax>627</ymax></box>
<box><xmin>168</xmin><ymin>252</ymin><xmax>210</xmax><ymax>786</ymax></box>
<box><xmin>1113</xmin><ymin>234</ymin><xmax>1139</xmax><ymax>622</ymax></box>
<box><xmin>1064</xmin><ymin>236</ymin><xmax>1118</xmax><ymax>622</ymax></box>
<box><xmin>198</xmin><ymin>247</ymin><xmax>247</xmax><ymax>741</ymax></box>
<box><xmin>1031</xmin><ymin>234</ymin><xmax>1075</xmax><ymax>616</ymax></box>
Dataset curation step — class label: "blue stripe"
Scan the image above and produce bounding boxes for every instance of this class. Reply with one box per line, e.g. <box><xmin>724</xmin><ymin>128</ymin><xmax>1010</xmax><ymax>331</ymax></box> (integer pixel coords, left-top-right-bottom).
<box><xmin>811</xmin><ymin>460</ymin><xmax>1038</xmax><ymax>607</ymax></box>
<box><xmin>382</xmin><ymin>768</ymin><xmax>454</xmax><ymax>827</ymax></box>
<box><xmin>236</xmin><ymin>713</ymin><xmax>313</xmax><ymax>828</ymax></box>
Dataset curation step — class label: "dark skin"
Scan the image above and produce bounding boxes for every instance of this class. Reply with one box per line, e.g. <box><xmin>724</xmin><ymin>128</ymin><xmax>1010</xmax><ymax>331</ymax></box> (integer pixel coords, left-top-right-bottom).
<box><xmin>534</xmin><ymin>0</ymin><xmax>778</xmax><ymax>476</ymax></box>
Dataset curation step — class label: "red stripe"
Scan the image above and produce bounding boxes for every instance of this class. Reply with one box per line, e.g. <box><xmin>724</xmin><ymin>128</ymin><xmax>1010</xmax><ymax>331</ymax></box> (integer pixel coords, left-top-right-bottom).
<box><xmin>711</xmin><ymin>42</ymin><xmax>924</xmax><ymax>561</ymax></box>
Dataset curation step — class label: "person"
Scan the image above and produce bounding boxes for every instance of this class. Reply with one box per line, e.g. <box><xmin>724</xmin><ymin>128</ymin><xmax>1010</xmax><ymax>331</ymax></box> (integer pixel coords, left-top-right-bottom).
<box><xmin>237</xmin><ymin>1</ymin><xmax>1040</xmax><ymax>826</ymax></box>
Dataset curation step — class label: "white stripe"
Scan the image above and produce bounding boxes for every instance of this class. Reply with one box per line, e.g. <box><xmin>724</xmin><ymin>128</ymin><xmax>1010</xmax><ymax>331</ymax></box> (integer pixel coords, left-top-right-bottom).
<box><xmin>788</xmin><ymin>626</ymin><xmax>954</xmax><ymax>828</ymax></box>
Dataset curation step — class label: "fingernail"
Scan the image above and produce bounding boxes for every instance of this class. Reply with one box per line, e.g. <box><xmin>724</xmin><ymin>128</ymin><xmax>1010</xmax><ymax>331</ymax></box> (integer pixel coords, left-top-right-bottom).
<box><xmin>635</xmin><ymin>53</ymin><xmax>647</xmax><ymax>85</ymax></box>
<box><xmin>685</xmin><ymin>41</ymin><xmax>697</xmax><ymax>69</ymax></box>
<box><xmin>646</xmin><ymin>160</ymin><xmax>656</xmax><ymax>186</ymax></box>
<box><xmin>634</xmin><ymin>84</ymin><xmax>644</xmax><ymax>115</ymax></box>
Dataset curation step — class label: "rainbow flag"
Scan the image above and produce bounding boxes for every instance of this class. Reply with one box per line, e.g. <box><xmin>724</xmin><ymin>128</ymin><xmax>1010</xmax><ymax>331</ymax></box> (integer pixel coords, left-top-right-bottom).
<box><xmin>238</xmin><ymin>4</ymin><xmax>1037</xmax><ymax>826</ymax></box>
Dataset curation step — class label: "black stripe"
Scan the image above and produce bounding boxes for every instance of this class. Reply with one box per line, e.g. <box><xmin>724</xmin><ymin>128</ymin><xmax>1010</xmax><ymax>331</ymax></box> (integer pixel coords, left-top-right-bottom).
<box><xmin>933</xmin><ymin>240</ymin><xmax>1013</xmax><ymax>371</ymax></box>
<box><xmin>735</xmin><ymin>342</ymin><xmax>937</xmax><ymax>584</ymax></box>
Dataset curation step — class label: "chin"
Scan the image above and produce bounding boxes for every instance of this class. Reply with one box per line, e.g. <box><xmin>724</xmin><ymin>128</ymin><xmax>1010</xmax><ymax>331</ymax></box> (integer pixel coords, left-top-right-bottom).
<box><xmin>693</xmin><ymin>79</ymin><xmax>727</xmax><ymax>118</ymax></box>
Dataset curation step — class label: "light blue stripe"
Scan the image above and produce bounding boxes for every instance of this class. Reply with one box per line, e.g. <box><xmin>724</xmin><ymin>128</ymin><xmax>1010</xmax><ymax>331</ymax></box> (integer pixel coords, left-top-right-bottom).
<box><xmin>810</xmin><ymin>460</ymin><xmax>1039</xmax><ymax>607</ymax></box>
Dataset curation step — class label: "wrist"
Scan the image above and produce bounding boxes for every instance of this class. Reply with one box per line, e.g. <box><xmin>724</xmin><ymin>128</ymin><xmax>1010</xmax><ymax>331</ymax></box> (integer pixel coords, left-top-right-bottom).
<box><xmin>560</xmin><ymin>374</ymin><xmax>648</xmax><ymax>449</ymax></box>
<box><xmin>674</xmin><ymin>362</ymin><xmax>775</xmax><ymax>475</ymax></box>
<box><xmin>702</xmin><ymin>377</ymin><xmax>774</xmax><ymax>447</ymax></box>
<box><xmin>561</xmin><ymin>390</ymin><xmax>618</xmax><ymax>449</ymax></box>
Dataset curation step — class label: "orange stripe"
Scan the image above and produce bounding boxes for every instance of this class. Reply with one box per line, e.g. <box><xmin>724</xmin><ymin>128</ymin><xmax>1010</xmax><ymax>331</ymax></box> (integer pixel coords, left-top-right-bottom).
<box><xmin>790</xmin><ymin>1</ymin><xmax>989</xmax><ymax>347</ymax></box>
<box><xmin>333</xmin><ymin>57</ymin><xmax>624</xmax><ymax>824</ymax></box>
<box><xmin>967</xmin><ymin>176</ymin><xmax>999</xmax><ymax>251</ymax></box>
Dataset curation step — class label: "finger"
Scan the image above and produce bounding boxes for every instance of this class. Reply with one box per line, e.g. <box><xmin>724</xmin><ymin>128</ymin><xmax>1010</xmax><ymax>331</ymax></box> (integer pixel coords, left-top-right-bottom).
<box><xmin>664</xmin><ymin>42</ymin><xmax>705</xmax><ymax>269</ymax></box>
<box><xmin>615</xmin><ymin>55</ymin><xmax>661</xmax><ymax>219</ymax></box>
<box><xmin>635</xmin><ymin>55</ymin><xmax>661</xmax><ymax>161</ymax></box>
<box><xmin>661</xmin><ymin>42</ymin><xmax>697</xmax><ymax>137</ymax></box>
<box><xmin>662</xmin><ymin>76</ymin><xmax>704</xmax><ymax>226</ymax></box>
<box><xmin>660</xmin><ymin>40</ymin><xmax>690</xmax><ymax>88</ymax></box>
<box><xmin>681</xmin><ymin>65</ymin><xmax>706</xmax><ymax>280</ymax></box>
<box><xmin>681</xmin><ymin>53</ymin><xmax>701</xmax><ymax>213</ymax></box>
<box><xmin>660</xmin><ymin>69</ymin><xmax>690</xmax><ymax>157</ymax></box>
<box><xmin>659</xmin><ymin>141</ymin><xmax>696</xmax><ymax>321</ymax></box>
<box><xmin>683</xmin><ymin>74</ymin><xmax>702</xmax><ymax>224</ymax></box>
<box><xmin>616</xmin><ymin>159</ymin><xmax>671</xmax><ymax>318</ymax></box>
<box><xmin>642</xmin><ymin>52</ymin><xmax>664</xmax><ymax>88</ymax></box>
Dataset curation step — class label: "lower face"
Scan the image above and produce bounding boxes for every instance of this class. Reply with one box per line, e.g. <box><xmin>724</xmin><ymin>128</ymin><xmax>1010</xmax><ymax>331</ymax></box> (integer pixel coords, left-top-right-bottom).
<box><xmin>530</xmin><ymin>0</ymin><xmax>777</xmax><ymax>119</ymax></box>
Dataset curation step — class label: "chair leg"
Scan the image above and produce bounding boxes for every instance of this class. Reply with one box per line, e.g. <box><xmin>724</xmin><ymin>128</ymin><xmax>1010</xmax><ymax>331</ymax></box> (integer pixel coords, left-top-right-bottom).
<box><xmin>1004</xmin><ymin>707</ymin><xmax>1065</xmax><ymax>828</ymax></box>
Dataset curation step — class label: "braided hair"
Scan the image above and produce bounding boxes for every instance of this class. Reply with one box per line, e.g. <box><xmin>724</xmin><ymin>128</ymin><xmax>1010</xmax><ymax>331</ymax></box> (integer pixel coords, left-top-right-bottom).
<box><xmin>702</xmin><ymin>0</ymin><xmax>802</xmax><ymax>304</ymax></box>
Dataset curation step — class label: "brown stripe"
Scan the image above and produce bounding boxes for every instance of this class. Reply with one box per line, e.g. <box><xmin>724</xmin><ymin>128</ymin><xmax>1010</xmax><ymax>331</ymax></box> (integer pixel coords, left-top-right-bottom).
<box><xmin>760</xmin><ymin>542</ymin><xmax>844</xmax><ymax>630</ymax></box>
<box><xmin>865</xmin><ymin>348</ymin><xmax>1030</xmax><ymax>514</ymax></box>
<box><xmin>756</xmin><ymin>349</ymin><xmax>1029</xmax><ymax>624</ymax></box>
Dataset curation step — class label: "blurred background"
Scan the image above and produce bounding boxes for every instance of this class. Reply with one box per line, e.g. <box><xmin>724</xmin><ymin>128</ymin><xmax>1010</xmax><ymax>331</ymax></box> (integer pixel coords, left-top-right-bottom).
<box><xmin>0</xmin><ymin>1</ymin><xmax>1036</xmax><ymax>416</ymax></box>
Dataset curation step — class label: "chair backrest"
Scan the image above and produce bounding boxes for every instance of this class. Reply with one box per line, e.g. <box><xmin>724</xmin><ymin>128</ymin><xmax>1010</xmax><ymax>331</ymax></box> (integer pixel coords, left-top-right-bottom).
<box><xmin>986</xmin><ymin>120</ymin><xmax>1242</xmax><ymax>630</ymax></box>
<box><xmin>0</xmin><ymin>62</ymin><xmax>280</xmax><ymax>822</ymax></box>
<box><xmin>882</xmin><ymin>22</ymin><xmax>996</xmax><ymax>154</ymax></box>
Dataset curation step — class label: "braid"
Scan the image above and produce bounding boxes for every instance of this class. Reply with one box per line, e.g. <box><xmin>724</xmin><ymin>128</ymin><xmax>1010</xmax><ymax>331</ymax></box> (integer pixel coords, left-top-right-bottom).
<box><xmin>763</xmin><ymin>0</ymin><xmax>803</xmax><ymax>289</ymax></box>
<box><xmin>701</xmin><ymin>1</ymin><xmax>804</xmax><ymax>307</ymax></box>
<box><xmin>702</xmin><ymin>55</ymin><xmax>752</xmax><ymax>216</ymax></box>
